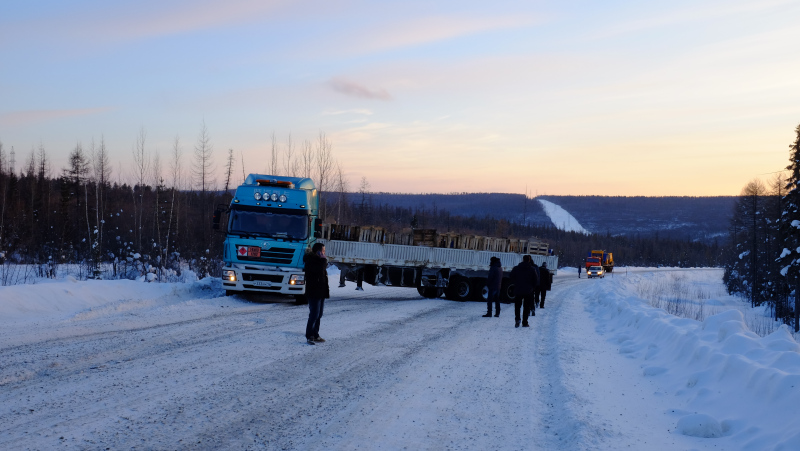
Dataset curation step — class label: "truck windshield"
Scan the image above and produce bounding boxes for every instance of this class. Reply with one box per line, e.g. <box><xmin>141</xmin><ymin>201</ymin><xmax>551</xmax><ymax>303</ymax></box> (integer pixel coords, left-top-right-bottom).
<box><xmin>228</xmin><ymin>207</ymin><xmax>309</xmax><ymax>240</ymax></box>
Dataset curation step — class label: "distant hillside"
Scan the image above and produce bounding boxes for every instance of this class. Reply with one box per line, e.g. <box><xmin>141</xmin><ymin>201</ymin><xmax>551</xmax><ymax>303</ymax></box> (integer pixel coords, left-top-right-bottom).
<box><xmin>347</xmin><ymin>192</ymin><xmax>734</xmax><ymax>243</ymax></box>
<box><xmin>539</xmin><ymin>195</ymin><xmax>736</xmax><ymax>242</ymax></box>
<box><xmin>345</xmin><ymin>192</ymin><xmax>552</xmax><ymax>225</ymax></box>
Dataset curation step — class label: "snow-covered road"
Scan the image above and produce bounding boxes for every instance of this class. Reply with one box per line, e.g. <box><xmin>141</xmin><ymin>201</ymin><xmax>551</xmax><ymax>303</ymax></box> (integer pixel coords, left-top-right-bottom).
<box><xmin>1</xmin><ymin>269</ymin><xmax>799</xmax><ymax>450</ymax></box>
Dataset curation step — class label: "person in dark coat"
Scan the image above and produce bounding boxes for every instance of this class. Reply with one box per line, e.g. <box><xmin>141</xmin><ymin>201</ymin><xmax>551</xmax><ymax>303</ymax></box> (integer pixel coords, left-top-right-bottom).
<box><xmin>304</xmin><ymin>242</ymin><xmax>330</xmax><ymax>345</ymax></box>
<box><xmin>483</xmin><ymin>257</ymin><xmax>503</xmax><ymax>317</ymax></box>
<box><xmin>531</xmin><ymin>261</ymin><xmax>541</xmax><ymax>316</ymax></box>
<box><xmin>509</xmin><ymin>255</ymin><xmax>540</xmax><ymax>328</ymax></box>
<box><xmin>539</xmin><ymin>261</ymin><xmax>553</xmax><ymax>308</ymax></box>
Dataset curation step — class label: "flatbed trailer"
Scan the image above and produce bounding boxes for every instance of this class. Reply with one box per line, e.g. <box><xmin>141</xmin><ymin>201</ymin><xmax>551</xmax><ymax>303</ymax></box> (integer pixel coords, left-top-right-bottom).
<box><xmin>321</xmin><ymin>239</ymin><xmax>558</xmax><ymax>302</ymax></box>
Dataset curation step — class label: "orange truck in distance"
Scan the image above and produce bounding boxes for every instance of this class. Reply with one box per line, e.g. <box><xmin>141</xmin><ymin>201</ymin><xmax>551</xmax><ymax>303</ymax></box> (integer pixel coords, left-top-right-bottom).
<box><xmin>586</xmin><ymin>250</ymin><xmax>614</xmax><ymax>273</ymax></box>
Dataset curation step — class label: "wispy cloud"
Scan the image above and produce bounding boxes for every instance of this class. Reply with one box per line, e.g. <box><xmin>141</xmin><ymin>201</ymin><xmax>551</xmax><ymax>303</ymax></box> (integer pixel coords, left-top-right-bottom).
<box><xmin>329</xmin><ymin>78</ymin><xmax>392</xmax><ymax>101</ymax></box>
<box><xmin>587</xmin><ymin>0</ymin><xmax>796</xmax><ymax>40</ymax></box>
<box><xmin>3</xmin><ymin>0</ymin><xmax>294</xmax><ymax>46</ymax></box>
<box><xmin>312</xmin><ymin>13</ymin><xmax>541</xmax><ymax>58</ymax></box>
<box><xmin>0</xmin><ymin>108</ymin><xmax>112</xmax><ymax>128</ymax></box>
<box><xmin>92</xmin><ymin>0</ymin><xmax>287</xmax><ymax>41</ymax></box>
<box><xmin>322</xmin><ymin>108</ymin><xmax>374</xmax><ymax>116</ymax></box>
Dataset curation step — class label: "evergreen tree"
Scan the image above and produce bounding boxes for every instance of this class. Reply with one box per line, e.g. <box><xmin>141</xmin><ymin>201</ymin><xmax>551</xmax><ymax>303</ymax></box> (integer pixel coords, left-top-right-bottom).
<box><xmin>777</xmin><ymin>123</ymin><xmax>800</xmax><ymax>331</ymax></box>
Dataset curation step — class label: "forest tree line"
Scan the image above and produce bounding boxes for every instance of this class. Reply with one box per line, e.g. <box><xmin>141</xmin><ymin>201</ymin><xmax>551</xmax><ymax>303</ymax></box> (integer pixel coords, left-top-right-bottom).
<box><xmin>1</xmin><ymin>124</ymin><xmax>725</xmax><ymax>286</ymax></box>
<box><xmin>722</xmin><ymin>122</ymin><xmax>800</xmax><ymax>331</ymax></box>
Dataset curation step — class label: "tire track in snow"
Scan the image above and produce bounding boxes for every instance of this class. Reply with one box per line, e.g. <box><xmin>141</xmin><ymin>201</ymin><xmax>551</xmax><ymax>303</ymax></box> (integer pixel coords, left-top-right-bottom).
<box><xmin>0</xmin><ymin>294</ymin><xmax>452</xmax><ymax>449</ymax></box>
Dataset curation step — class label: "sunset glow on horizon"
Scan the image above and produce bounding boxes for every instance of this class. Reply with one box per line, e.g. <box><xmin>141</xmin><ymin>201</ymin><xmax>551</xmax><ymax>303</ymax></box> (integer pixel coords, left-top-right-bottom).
<box><xmin>1</xmin><ymin>0</ymin><xmax>799</xmax><ymax>196</ymax></box>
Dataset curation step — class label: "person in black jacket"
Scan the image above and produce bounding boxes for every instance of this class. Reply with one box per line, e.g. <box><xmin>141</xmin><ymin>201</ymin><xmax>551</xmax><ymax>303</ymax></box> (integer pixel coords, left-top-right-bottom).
<box><xmin>304</xmin><ymin>242</ymin><xmax>330</xmax><ymax>345</ymax></box>
<box><xmin>483</xmin><ymin>257</ymin><xmax>503</xmax><ymax>317</ymax></box>
<box><xmin>539</xmin><ymin>262</ymin><xmax>553</xmax><ymax>308</ymax></box>
<box><xmin>531</xmin><ymin>261</ymin><xmax>541</xmax><ymax>316</ymax></box>
<box><xmin>509</xmin><ymin>255</ymin><xmax>540</xmax><ymax>328</ymax></box>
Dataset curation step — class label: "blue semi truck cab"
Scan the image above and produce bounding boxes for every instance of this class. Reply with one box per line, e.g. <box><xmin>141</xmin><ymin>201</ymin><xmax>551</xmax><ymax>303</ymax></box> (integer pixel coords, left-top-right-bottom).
<box><xmin>217</xmin><ymin>174</ymin><xmax>320</xmax><ymax>297</ymax></box>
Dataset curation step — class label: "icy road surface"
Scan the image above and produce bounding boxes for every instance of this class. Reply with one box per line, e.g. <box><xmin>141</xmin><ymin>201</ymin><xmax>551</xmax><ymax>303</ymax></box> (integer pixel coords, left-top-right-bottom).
<box><xmin>1</xmin><ymin>268</ymin><xmax>798</xmax><ymax>450</ymax></box>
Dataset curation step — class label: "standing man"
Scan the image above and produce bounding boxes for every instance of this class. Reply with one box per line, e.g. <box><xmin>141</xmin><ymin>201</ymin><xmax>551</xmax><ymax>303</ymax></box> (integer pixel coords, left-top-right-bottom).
<box><xmin>539</xmin><ymin>262</ymin><xmax>553</xmax><ymax>308</ymax></box>
<box><xmin>531</xmin><ymin>261</ymin><xmax>541</xmax><ymax>316</ymax></box>
<box><xmin>578</xmin><ymin>264</ymin><xmax>582</xmax><ymax>278</ymax></box>
<box><xmin>304</xmin><ymin>242</ymin><xmax>330</xmax><ymax>345</ymax></box>
<box><xmin>483</xmin><ymin>257</ymin><xmax>503</xmax><ymax>317</ymax></box>
<box><xmin>510</xmin><ymin>255</ymin><xmax>539</xmax><ymax>328</ymax></box>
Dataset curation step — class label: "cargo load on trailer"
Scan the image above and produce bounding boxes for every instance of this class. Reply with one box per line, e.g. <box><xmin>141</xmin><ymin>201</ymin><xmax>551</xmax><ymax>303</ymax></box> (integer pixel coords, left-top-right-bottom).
<box><xmin>320</xmin><ymin>224</ymin><xmax>558</xmax><ymax>302</ymax></box>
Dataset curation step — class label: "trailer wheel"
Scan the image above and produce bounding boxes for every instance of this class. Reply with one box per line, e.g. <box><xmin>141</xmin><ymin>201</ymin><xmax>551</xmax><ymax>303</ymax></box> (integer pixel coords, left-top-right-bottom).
<box><xmin>472</xmin><ymin>278</ymin><xmax>488</xmax><ymax>302</ymax></box>
<box><xmin>447</xmin><ymin>277</ymin><xmax>471</xmax><ymax>302</ymax></box>
<box><xmin>501</xmin><ymin>280</ymin><xmax>516</xmax><ymax>304</ymax></box>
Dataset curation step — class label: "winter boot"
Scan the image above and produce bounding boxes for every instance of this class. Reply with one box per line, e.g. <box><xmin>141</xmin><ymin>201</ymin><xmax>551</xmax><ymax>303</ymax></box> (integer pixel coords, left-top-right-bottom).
<box><xmin>482</xmin><ymin>313</ymin><xmax>492</xmax><ymax>317</ymax></box>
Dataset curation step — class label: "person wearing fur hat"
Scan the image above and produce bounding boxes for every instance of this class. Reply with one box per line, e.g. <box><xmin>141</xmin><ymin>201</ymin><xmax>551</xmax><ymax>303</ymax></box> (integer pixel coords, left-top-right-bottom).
<box><xmin>483</xmin><ymin>257</ymin><xmax>503</xmax><ymax>317</ymax></box>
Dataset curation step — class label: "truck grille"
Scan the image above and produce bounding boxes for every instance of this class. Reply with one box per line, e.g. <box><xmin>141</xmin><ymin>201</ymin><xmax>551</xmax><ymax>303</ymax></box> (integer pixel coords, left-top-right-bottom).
<box><xmin>237</xmin><ymin>247</ymin><xmax>296</xmax><ymax>265</ymax></box>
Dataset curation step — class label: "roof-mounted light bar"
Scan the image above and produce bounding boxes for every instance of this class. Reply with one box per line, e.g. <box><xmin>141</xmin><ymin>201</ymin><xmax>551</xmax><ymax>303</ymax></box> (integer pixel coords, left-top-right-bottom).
<box><xmin>256</xmin><ymin>179</ymin><xmax>294</xmax><ymax>188</ymax></box>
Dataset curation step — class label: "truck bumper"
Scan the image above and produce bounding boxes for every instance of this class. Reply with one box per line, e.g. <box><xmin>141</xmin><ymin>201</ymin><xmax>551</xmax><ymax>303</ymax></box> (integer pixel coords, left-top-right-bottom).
<box><xmin>221</xmin><ymin>264</ymin><xmax>306</xmax><ymax>295</ymax></box>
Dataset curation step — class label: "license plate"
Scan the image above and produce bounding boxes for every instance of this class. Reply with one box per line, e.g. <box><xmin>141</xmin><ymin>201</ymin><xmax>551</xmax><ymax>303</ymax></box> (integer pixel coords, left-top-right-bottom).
<box><xmin>253</xmin><ymin>281</ymin><xmax>272</xmax><ymax>287</ymax></box>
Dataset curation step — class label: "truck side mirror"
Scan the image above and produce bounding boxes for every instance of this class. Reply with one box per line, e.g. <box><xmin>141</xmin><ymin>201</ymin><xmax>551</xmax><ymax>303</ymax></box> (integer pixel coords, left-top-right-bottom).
<box><xmin>314</xmin><ymin>219</ymin><xmax>323</xmax><ymax>238</ymax></box>
<box><xmin>212</xmin><ymin>209</ymin><xmax>222</xmax><ymax>230</ymax></box>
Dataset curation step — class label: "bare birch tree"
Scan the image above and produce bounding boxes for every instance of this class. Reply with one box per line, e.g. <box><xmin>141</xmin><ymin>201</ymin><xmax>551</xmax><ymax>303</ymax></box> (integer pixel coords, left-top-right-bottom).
<box><xmin>152</xmin><ymin>149</ymin><xmax>163</xmax><ymax>270</ymax></box>
<box><xmin>334</xmin><ymin>161</ymin><xmax>348</xmax><ymax>224</ymax></box>
<box><xmin>315</xmin><ymin>132</ymin><xmax>335</xmax><ymax>219</ymax></box>
<box><xmin>90</xmin><ymin>136</ymin><xmax>112</xmax><ymax>275</ymax></box>
<box><xmin>284</xmin><ymin>133</ymin><xmax>297</xmax><ymax>177</ymax></box>
<box><xmin>301</xmin><ymin>139</ymin><xmax>314</xmax><ymax>179</ymax></box>
<box><xmin>132</xmin><ymin>127</ymin><xmax>150</xmax><ymax>252</ymax></box>
<box><xmin>270</xmin><ymin>133</ymin><xmax>279</xmax><ymax>175</ymax></box>
<box><xmin>192</xmin><ymin>120</ymin><xmax>215</xmax><ymax>264</ymax></box>
<box><xmin>165</xmin><ymin>136</ymin><xmax>183</xmax><ymax>275</ymax></box>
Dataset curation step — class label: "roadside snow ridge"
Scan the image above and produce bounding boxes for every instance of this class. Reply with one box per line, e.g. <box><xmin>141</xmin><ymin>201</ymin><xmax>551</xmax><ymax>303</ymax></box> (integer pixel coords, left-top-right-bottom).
<box><xmin>538</xmin><ymin>199</ymin><xmax>589</xmax><ymax>234</ymax></box>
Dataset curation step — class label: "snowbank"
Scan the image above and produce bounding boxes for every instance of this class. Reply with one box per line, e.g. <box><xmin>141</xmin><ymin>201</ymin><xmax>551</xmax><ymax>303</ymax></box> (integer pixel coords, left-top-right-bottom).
<box><xmin>582</xmin><ymin>275</ymin><xmax>800</xmax><ymax>449</ymax></box>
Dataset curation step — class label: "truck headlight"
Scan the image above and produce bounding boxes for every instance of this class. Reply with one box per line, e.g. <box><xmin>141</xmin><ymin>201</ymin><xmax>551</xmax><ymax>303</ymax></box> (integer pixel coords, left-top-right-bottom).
<box><xmin>223</xmin><ymin>270</ymin><xmax>237</xmax><ymax>282</ymax></box>
<box><xmin>289</xmin><ymin>274</ymin><xmax>305</xmax><ymax>285</ymax></box>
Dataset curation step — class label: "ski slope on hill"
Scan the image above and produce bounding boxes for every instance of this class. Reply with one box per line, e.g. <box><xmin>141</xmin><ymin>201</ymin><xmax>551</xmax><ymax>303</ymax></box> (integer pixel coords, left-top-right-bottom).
<box><xmin>538</xmin><ymin>198</ymin><xmax>589</xmax><ymax>233</ymax></box>
<box><xmin>1</xmin><ymin>268</ymin><xmax>799</xmax><ymax>450</ymax></box>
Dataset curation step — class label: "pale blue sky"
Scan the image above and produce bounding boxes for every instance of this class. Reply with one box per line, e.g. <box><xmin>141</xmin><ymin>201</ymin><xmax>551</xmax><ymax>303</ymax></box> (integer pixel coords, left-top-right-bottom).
<box><xmin>1</xmin><ymin>0</ymin><xmax>799</xmax><ymax>195</ymax></box>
